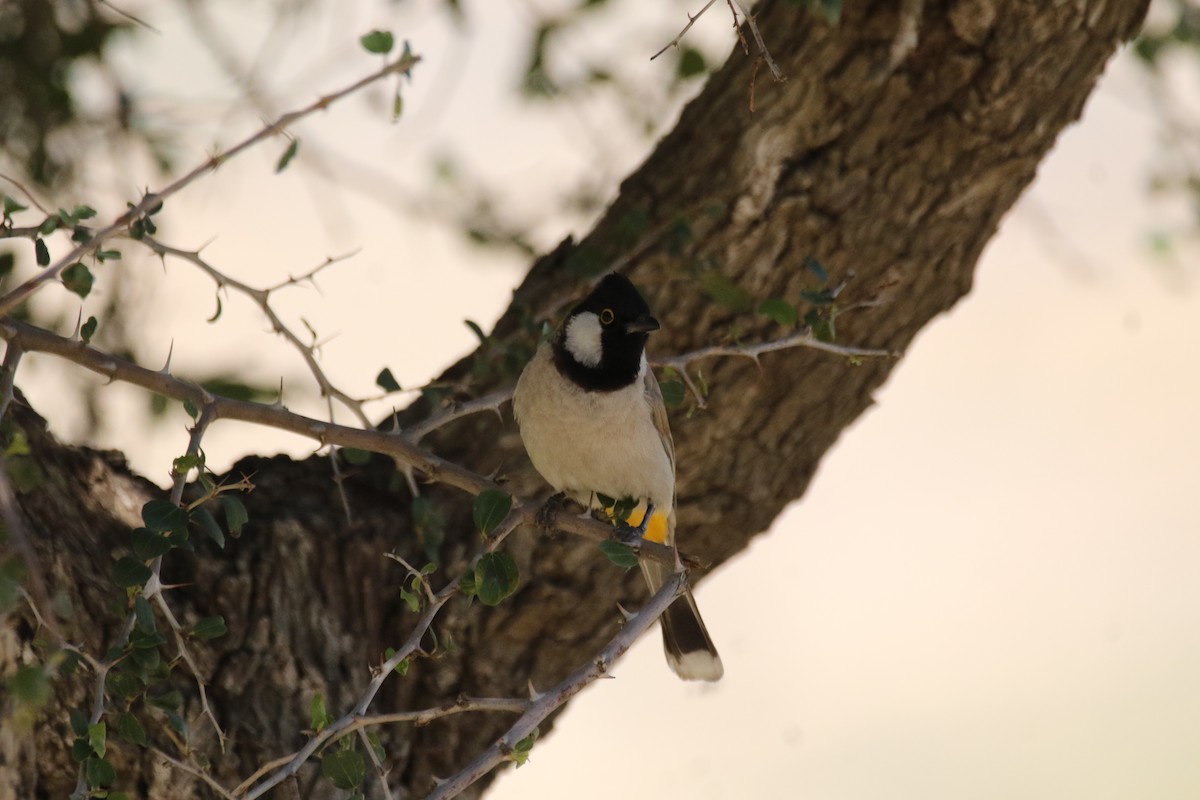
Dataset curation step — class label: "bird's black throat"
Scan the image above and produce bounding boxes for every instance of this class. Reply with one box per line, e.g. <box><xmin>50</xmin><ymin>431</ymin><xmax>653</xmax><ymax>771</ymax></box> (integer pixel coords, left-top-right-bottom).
<box><xmin>552</xmin><ymin>327</ymin><xmax>647</xmax><ymax>392</ymax></box>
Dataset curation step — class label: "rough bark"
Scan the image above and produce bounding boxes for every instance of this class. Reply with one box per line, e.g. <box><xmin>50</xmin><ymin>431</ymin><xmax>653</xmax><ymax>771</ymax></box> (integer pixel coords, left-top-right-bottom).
<box><xmin>0</xmin><ymin>1</ymin><xmax>1148</xmax><ymax>798</ymax></box>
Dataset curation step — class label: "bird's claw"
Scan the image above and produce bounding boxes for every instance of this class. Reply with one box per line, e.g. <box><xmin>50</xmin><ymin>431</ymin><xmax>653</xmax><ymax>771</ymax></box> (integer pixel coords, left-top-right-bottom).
<box><xmin>536</xmin><ymin>492</ymin><xmax>566</xmax><ymax>530</ymax></box>
<box><xmin>614</xmin><ymin>502</ymin><xmax>654</xmax><ymax>543</ymax></box>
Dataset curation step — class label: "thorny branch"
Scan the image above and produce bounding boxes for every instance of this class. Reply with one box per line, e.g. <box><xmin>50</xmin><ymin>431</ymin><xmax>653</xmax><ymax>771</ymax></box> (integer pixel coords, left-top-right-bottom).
<box><xmin>142</xmin><ymin>235</ymin><xmax>374</xmax><ymax>427</ymax></box>
<box><xmin>427</xmin><ymin>571</ymin><xmax>689</xmax><ymax>799</ymax></box>
<box><xmin>652</xmin><ymin>0</ymin><xmax>784</xmax><ymax>84</ymax></box>
<box><xmin>0</xmin><ymin>50</ymin><xmax>421</xmax><ymax>318</ymax></box>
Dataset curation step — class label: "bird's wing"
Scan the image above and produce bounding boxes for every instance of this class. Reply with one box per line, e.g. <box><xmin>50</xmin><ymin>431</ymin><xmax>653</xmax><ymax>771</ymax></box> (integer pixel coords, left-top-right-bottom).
<box><xmin>643</xmin><ymin>367</ymin><xmax>675</xmax><ymax>478</ymax></box>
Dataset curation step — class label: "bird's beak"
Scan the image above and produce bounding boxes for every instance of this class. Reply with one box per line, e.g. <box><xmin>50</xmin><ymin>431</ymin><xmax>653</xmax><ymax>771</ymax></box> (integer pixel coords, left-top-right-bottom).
<box><xmin>624</xmin><ymin>314</ymin><xmax>660</xmax><ymax>334</ymax></box>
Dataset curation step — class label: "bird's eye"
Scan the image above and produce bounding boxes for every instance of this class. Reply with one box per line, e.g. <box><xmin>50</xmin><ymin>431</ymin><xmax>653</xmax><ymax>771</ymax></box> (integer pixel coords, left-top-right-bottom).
<box><xmin>599</xmin><ymin>308</ymin><xmax>615</xmax><ymax>325</ymax></box>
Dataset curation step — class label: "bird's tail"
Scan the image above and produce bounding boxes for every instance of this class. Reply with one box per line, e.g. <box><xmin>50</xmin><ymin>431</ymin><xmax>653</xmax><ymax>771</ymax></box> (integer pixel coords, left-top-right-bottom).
<box><xmin>640</xmin><ymin>558</ymin><xmax>723</xmax><ymax>681</ymax></box>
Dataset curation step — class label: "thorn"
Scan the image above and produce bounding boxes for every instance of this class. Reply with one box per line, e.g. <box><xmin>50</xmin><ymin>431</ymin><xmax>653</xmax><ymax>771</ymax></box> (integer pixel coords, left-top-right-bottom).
<box><xmin>158</xmin><ymin>340</ymin><xmax>174</xmax><ymax>374</ymax></box>
<box><xmin>616</xmin><ymin>602</ymin><xmax>634</xmax><ymax>621</ymax></box>
<box><xmin>273</xmin><ymin>378</ymin><xmax>285</xmax><ymax>408</ymax></box>
<box><xmin>70</xmin><ymin>308</ymin><xmax>83</xmax><ymax>341</ymax></box>
<box><xmin>527</xmin><ymin>679</ymin><xmax>543</xmax><ymax>701</ymax></box>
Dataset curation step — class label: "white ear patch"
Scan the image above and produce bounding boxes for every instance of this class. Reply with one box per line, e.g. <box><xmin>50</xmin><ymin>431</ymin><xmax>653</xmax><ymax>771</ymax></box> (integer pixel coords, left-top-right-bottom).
<box><xmin>563</xmin><ymin>311</ymin><xmax>603</xmax><ymax>367</ymax></box>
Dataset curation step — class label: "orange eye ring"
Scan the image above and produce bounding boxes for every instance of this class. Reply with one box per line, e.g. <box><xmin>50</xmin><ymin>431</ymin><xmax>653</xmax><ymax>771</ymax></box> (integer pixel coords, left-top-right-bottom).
<box><xmin>599</xmin><ymin>308</ymin><xmax>615</xmax><ymax>325</ymax></box>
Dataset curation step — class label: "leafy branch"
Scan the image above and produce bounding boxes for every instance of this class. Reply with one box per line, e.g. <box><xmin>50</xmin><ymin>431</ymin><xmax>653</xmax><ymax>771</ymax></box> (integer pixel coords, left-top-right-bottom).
<box><xmin>0</xmin><ymin>49</ymin><xmax>421</xmax><ymax>318</ymax></box>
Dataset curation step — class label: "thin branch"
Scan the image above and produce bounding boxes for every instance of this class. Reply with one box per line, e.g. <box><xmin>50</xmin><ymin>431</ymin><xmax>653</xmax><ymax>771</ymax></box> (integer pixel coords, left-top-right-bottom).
<box><xmin>654</xmin><ymin>331</ymin><xmax>898</xmax><ymax>408</ymax></box>
<box><xmin>427</xmin><ymin>571</ymin><xmax>689</xmax><ymax>799</ymax></box>
<box><xmin>0</xmin><ymin>50</ymin><xmax>421</xmax><ymax>318</ymax></box>
<box><xmin>357</xmin><ymin>727</ymin><xmax>396</xmax><ymax>800</ymax></box>
<box><xmin>152</xmin><ymin>748</ymin><xmax>238</xmax><ymax>800</ymax></box>
<box><xmin>0</xmin><ymin>173</ymin><xmax>52</xmax><ymax>216</ymax></box>
<box><xmin>651</xmin><ymin>0</ymin><xmax>720</xmax><ymax>60</ymax></box>
<box><xmin>0</xmin><ymin>342</ymin><xmax>23</xmax><ymax>422</ymax></box>
<box><xmin>404</xmin><ymin>389</ymin><xmax>510</xmax><ymax>442</ymax></box>
<box><xmin>729</xmin><ymin>0</ymin><xmax>786</xmax><ymax>82</ymax></box>
<box><xmin>144</xmin><ymin>236</ymin><xmax>371</xmax><ymax>427</ymax></box>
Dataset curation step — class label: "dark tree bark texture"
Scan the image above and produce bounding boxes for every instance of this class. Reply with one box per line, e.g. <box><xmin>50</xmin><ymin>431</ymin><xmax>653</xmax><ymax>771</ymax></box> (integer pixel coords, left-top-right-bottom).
<box><xmin>1</xmin><ymin>1</ymin><xmax>1148</xmax><ymax>798</ymax></box>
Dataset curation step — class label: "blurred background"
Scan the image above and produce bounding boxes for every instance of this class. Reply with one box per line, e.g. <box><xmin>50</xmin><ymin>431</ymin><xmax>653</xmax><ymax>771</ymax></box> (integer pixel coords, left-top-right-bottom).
<box><xmin>2</xmin><ymin>1</ymin><xmax>1198</xmax><ymax>797</ymax></box>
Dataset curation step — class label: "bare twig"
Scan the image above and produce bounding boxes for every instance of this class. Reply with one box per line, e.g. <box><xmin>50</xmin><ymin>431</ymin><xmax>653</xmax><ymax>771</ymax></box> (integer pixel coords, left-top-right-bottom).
<box><xmin>654</xmin><ymin>331</ymin><xmax>897</xmax><ymax>408</ymax></box>
<box><xmin>0</xmin><ymin>174</ymin><xmax>52</xmax><ymax>216</ymax></box>
<box><xmin>427</xmin><ymin>571</ymin><xmax>689</xmax><ymax>799</ymax></box>
<box><xmin>404</xmin><ymin>389</ymin><xmax>510</xmax><ymax>443</ymax></box>
<box><xmin>730</xmin><ymin>0</ymin><xmax>786</xmax><ymax>82</ymax></box>
<box><xmin>0</xmin><ymin>50</ymin><xmax>421</xmax><ymax>318</ymax></box>
<box><xmin>152</xmin><ymin>748</ymin><xmax>238</xmax><ymax>799</ymax></box>
<box><xmin>0</xmin><ymin>341</ymin><xmax>23</xmax><ymax>422</ymax></box>
<box><xmin>651</xmin><ymin>0</ymin><xmax>720</xmax><ymax>60</ymax></box>
<box><xmin>143</xmin><ymin>237</ymin><xmax>371</xmax><ymax>427</ymax></box>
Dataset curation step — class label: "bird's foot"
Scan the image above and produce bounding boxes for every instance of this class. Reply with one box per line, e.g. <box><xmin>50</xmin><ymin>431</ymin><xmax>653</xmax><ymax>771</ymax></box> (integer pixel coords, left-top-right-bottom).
<box><xmin>535</xmin><ymin>492</ymin><xmax>567</xmax><ymax>531</ymax></box>
<box><xmin>614</xmin><ymin>502</ymin><xmax>655</xmax><ymax>543</ymax></box>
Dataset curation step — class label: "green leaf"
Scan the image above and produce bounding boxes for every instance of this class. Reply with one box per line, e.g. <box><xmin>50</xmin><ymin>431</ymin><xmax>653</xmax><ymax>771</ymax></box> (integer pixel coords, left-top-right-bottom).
<box><xmin>322</xmin><ymin>747</ymin><xmax>366</xmax><ymax>790</ymax></box>
<box><xmin>129</xmin><ymin>629</ymin><xmax>166</xmax><ymax>650</ymax></box>
<box><xmin>69</xmin><ymin>707</ymin><xmax>89</xmax><ymax>738</ymax></box>
<box><xmin>697</xmin><ymin>271</ymin><xmax>752</xmax><ymax>312</ymax></box>
<box><xmin>96</xmin><ymin>248</ymin><xmax>121</xmax><ymax>261</ymax></box>
<box><xmin>142</xmin><ymin>499</ymin><xmax>187</xmax><ymax>532</ymax></box>
<box><xmin>0</xmin><ymin>252</ymin><xmax>13</xmax><ymax>280</ymax></box>
<box><xmin>172</xmin><ymin>452</ymin><xmax>202</xmax><ymax>475</ymax></box>
<box><xmin>113</xmin><ymin>556</ymin><xmax>152</xmax><ymax>588</ymax></box>
<box><xmin>511</xmin><ymin>727</ymin><xmax>539</xmax><ymax>767</ymax></box>
<box><xmin>399</xmin><ymin>586</ymin><xmax>421</xmax><ymax>613</ymax></box>
<box><xmin>804</xmin><ymin>309</ymin><xmax>835</xmax><ymax>343</ymax></box>
<box><xmin>383</xmin><ymin>647</ymin><xmax>410</xmax><ymax>676</ymax></box>
<box><xmin>474</xmin><ymin>552</ymin><xmax>519</xmax><ymax>606</ymax></box>
<box><xmin>375</xmin><ymin>367</ymin><xmax>401</xmax><ymax>392</ymax></box>
<box><xmin>659</xmin><ymin>380</ymin><xmax>686</xmax><ymax>408</ymax></box>
<box><xmin>220</xmin><ymin>495</ymin><xmax>248</xmax><ymax>537</ymax></box>
<box><xmin>8</xmin><ymin>664</ymin><xmax>50</xmax><ymax>707</ymax></box>
<box><xmin>598</xmin><ymin>540</ymin><xmax>639</xmax><ymax>569</ymax></box>
<box><xmin>80</xmin><ymin>316</ymin><xmax>97</xmax><ymax>344</ymax></box>
<box><xmin>464</xmin><ymin>318</ymin><xmax>487</xmax><ymax>343</ymax></box>
<box><xmin>758</xmin><ymin>298</ymin><xmax>798</xmax><ymax>327</ymax></box>
<box><xmin>148</xmin><ymin>687</ymin><xmax>183</xmax><ymax>711</ymax></box>
<box><xmin>676</xmin><ymin>46</ymin><xmax>707</xmax><ymax>79</ymax></box>
<box><xmin>35</xmin><ymin>238</ymin><xmax>49</xmax><ymax>266</ymax></box>
<box><xmin>359</xmin><ymin>29</ymin><xmax>395</xmax><ymax>54</ymax></box>
<box><xmin>191</xmin><ymin>615</ymin><xmax>227</xmax><ymax>640</ymax></box>
<box><xmin>803</xmin><ymin>255</ymin><xmax>828</xmax><ymax>283</ymax></box>
<box><xmin>392</xmin><ymin>91</ymin><xmax>404</xmax><ymax>120</ymax></box>
<box><xmin>341</xmin><ymin>447</ymin><xmax>370</xmax><ymax>465</ymax></box>
<box><xmin>130</xmin><ymin>528</ymin><xmax>171</xmax><ymax>560</ymax></box>
<box><xmin>38</xmin><ymin>216</ymin><xmax>59</xmax><ymax>235</ymax></box>
<box><xmin>85</xmin><ymin>756</ymin><xmax>116</xmax><ymax>788</ymax></box>
<box><xmin>2</xmin><ymin>195</ymin><xmax>26</xmax><ymax>215</ymax></box>
<box><xmin>183</xmin><ymin>398</ymin><xmax>199</xmax><ymax>419</ymax></box>
<box><xmin>192</xmin><ymin>506</ymin><xmax>225</xmax><ymax>548</ymax></box>
<box><xmin>134</xmin><ymin>594</ymin><xmax>155</xmax><ymax>633</ymax></box>
<box><xmin>800</xmin><ymin>288</ymin><xmax>835</xmax><ymax>306</ymax></box>
<box><xmin>105</xmin><ymin>669</ymin><xmax>141</xmax><ymax>699</ymax></box>
<box><xmin>61</xmin><ymin>262</ymin><xmax>94</xmax><ymax>298</ymax></box>
<box><xmin>275</xmin><ymin>138</ymin><xmax>300</xmax><ymax>173</ymax></box>
<box><xmin>472</xmin><ymin>489</ymin><xmax>512</xmax><ymax>536</ymax></box>
<box><xmin>116</xmin><ymin>712</ymin><xmax>148</xmax><ymax>747</ymax></box>
<box><xmin>310</xmin><ymin>693</ymin><xmax>332</xmax><ymax>733</ymax></box>
<box><xmin>72</xmin><ymin>737</ymin><xmax>92</xmax><ymax>762</ymax></box>
<box><xmin>72</xmin><ymin>204</ymin><xmax>97</xmax><ymax>220</ymax></box>
<box><xmin>88</xmin><ymin>721</ymin><xmax>107</xmax><ymax>758</ymax></box>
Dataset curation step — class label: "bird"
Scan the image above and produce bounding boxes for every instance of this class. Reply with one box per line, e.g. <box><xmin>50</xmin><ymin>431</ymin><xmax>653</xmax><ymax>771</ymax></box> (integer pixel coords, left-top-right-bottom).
<box><xmin>512</xmin><ymin>272</ymin><xmax>723</xmax><ymax>681</ymax></box>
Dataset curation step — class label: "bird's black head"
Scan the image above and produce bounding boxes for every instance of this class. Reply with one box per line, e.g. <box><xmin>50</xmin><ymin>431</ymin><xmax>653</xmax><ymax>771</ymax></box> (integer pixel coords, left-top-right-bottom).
<box><xmin>553</xmin><ymin>273</ymin><xmax>660</xmax><ymax>391</ymax></box>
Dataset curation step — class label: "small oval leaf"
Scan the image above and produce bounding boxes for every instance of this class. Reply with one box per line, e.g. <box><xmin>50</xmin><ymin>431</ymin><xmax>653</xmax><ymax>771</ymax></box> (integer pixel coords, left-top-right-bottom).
<box><xmin>475</xmin><ymin>552</ymin><xmax>519</xmax><ymax>606</ymax></box>
<box><xmin>472</xmin><ymin>489</ymin><xmax>512</xmax><ymax>536</ymax></box>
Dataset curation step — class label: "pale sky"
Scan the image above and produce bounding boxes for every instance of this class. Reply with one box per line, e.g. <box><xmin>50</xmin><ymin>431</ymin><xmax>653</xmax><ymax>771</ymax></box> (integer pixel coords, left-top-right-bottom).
<box><xmin>10</xmin><ymin>2</ymin><xmax>1199</xmax><ymax>798</ymax></box>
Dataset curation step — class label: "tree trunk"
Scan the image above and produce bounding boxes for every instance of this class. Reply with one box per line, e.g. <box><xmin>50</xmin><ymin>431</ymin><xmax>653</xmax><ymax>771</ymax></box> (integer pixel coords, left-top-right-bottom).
<box><xmin>1</xmin><ymin>1</ymin><xmax>1147</xmax><ymax>798</ymax></box>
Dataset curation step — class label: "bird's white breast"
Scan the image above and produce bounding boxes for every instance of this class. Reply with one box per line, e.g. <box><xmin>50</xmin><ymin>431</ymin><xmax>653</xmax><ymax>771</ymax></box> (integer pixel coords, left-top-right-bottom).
<box><xmin>513</xmin><ymin>344</ymin><xmax>674</xmax><ymax>511</ymax></box>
